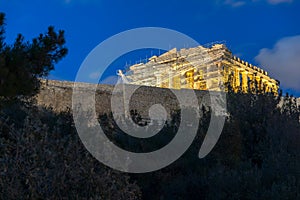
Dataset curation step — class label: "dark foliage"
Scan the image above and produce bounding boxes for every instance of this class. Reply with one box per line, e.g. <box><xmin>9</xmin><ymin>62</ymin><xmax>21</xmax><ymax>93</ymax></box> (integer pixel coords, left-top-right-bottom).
<box><xmin>0</xmin><ymin>102</ymin><xmax>141</xmax><ymax>199</ymax></box>
<box><xmin>98</xmin><ymin>91</ymin><xmax>300</xmax><ymax>199</ymax></box>
<box><xmin>0</xmin><ymin>90</ymin><xmax>299</xmax><ymax>199</ymax></box>
<box><xmin>132</xmin><ymin>93</ymin><xmax>300</xmax><ymax>200</ymax></box>
<box><xmin>0</xmin><ymin>13</ymin><xmax>67</xmax><ymax>101</ymax></box>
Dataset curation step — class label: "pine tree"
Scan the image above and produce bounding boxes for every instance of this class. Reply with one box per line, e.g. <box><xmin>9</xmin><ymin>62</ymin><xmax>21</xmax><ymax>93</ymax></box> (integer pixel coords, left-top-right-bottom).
<box><xmin>0</xmin><ymin>13</ymin><xmax>68</xmax><ymax>101</ymax></box>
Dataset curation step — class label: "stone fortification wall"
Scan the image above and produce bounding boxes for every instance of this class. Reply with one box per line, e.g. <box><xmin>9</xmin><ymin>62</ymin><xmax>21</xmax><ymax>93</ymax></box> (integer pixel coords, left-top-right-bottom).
<box><xmin>37</xmin><ymin>79</ymin><xmax>113</xmax><ymax>114</ymax></box>
<box><xmin>36</xmin><ymin>79</ymin><xmax>299</xmax><ymax>119</ymax></box>
<box><xmin>36</xmin><ymin>79</ymin><xmax>210</xmax><ymax>119</ymax></box>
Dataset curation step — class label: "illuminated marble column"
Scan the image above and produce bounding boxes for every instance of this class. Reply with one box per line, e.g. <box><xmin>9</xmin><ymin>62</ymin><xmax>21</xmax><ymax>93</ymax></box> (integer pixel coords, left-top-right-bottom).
<box><xmin>234</xmin><ymin>68</ymin><xmax>240</xmax><ymax>92</ymax></box>
<box><xmin>186</xmin><ymin>70</ymin><xmax>194</xmax><ymax>89</ymax></box>
<box><xmin>241</xmin><ymin>71</ymin><xmax>248</xmax><ymax>93</ymax></box>
<box><xmin>266</xmin><ymin>83</ymin><xmax>272</xmax><ymax>93</ymax></box>
<box><xmin>255</xmin><ymin>76</ymin><xmax>262</xmax><ymax>92</ymax></box>
<box><xmin>248</xmin><ymin>73</ymin><xmax>255</xmax><ymax>93</ymax></box>
<box><xmin>223</xmin><ymin>66</ymin><xmax>229</xmax><ymax>85</ymax></box>
<box><xmin>260</xmin><ymin>78</ymin><xmax>266</xmax><ymax>92</ymax></box>
<box><xmin>154</xmin><ymin>72</ymin><xmax>162</xmax><ymax>88</ymax></box>
<box><xmin>169</xmin><ymin>70</ymin><xmax>174</xmax><ymax>88</ymax></box>
<box><xmin>272</xmin><ymin>84</ymin><xmax>279</xmax><ymax>96</ymax></box>
<box><xmin>173</xmin><ymin>74</ymin><xmax>181</xmax><ymax>89</ymax></box>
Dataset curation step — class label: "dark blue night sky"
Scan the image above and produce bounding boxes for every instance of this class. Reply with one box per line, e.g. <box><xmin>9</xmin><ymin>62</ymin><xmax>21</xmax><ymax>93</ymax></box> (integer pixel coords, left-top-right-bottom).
<box><xmin>1</xmin><ymin>0</ymin><xmax>300</xmax><ymax>96</ymax></box>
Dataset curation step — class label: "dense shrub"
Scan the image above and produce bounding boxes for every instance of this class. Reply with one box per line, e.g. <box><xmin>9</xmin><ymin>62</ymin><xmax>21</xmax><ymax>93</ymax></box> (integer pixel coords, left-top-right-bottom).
<box><xmin>0</xmin><ymin>102</ymin><xmax>141</xmax><ymax>199</ymax></box>
<box><xmin>128</xmin><ymin>93</ymin><xmax>300</xmax><ymax>200</ymax></box>
<box><xmin>0</xmin><ymin>91</ymin><xmax>299</xmax><ymax>199</ymax></box>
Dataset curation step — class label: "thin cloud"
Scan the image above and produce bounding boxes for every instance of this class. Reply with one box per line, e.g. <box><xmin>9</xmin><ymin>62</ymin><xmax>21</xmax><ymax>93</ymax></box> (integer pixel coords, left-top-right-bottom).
<box><xmin>64</xmin><ymin>0</ymin><xmax>71</xmax><ymax>4</ymax></box>
<box><xmin>62</xmin><ymin>0</ymin><xmax>100</xmax><ymax>5</ymax></box>
<box><xmin>214</xmin><ymin>0</ymin><xmax>245</xmax><ymax>7</ymax></box>
<box><xmin>267</xmin><ymin>0</ymin><xmax>293</xmax><ymax>4</ymax></box>
<box><xmin>224</xmin><ymin>0</ymin><xmax>246</xmax><ymax>7</ymax></box>
<box><xmin>219</xmin><ymin>0</ymin><xmax>293</xmax><ymax>7</ymax></box>
<box><xmin>255</xmin><ymin>35</ymin><xmax>300</xmax><ymax>91</ymax></box>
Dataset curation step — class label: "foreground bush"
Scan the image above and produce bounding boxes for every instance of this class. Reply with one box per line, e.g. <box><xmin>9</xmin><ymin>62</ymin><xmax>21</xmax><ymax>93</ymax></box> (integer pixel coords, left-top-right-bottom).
<box><xmin>0</xmin><ymin>92</ymin><xmax>299</xmax><ymax>199</ymax></box>
<box><xmin>0</xmin><ymin>102</ymin><xmax>141</xmax><ymax>199</ymax></box>
<box><xmin>128</xmin><ymin>93</ymin><xmax>300</xmax><ymax>200</ymax></box>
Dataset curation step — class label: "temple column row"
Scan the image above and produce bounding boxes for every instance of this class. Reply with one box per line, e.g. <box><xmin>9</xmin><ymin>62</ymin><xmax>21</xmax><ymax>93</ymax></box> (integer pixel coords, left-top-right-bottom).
<box><xmin>154</xmin><ymin>67</ymin><xmax>278</xmax><ymax>95</ymax></box>
<box><xmin>231</xmin><ymin>69</ymin><xmax>277</xmax><ymax>94</ymax></box>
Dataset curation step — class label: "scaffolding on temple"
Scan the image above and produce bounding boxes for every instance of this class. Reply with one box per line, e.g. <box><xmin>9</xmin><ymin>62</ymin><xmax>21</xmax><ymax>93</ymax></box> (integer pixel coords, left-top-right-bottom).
<box><xmin>117</xmin><ymin>43</ymin><xmax>279</xmax><ymax>95</ymax></box>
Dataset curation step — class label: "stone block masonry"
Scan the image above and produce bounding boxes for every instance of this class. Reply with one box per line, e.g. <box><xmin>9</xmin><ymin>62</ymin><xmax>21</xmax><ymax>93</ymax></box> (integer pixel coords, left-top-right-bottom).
<box><xmin>36</xmin><ymin>79</ymin><xmax>212</xmax><ymax>120</ymax></box>
<box><xmin>36</xmin><ymin>79</ymin><xmax>299</xmax><ymax>120</ymax></box>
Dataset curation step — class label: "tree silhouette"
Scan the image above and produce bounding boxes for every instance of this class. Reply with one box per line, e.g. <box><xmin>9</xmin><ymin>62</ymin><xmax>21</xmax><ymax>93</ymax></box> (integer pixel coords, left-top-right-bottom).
<box><xmin>0</xmin><ymin>13</ymin><xmax>67</xmax><ymax>101</ymax></box>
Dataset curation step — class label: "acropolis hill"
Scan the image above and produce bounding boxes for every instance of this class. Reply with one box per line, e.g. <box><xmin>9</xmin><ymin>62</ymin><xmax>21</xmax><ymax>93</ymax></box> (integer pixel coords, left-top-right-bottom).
<box><xmin>36</xmin><ymin>44</ymin><xmax>290</xmax><ymax>116</ymax></box>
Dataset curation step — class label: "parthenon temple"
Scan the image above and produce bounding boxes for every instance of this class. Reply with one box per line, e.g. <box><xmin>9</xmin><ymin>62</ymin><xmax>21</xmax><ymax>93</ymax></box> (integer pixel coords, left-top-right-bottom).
<box><xmin>118</xmin><ymin>44</ymin><xmax>279</xmax><ymax>95</ymax></box>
